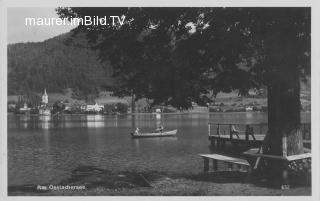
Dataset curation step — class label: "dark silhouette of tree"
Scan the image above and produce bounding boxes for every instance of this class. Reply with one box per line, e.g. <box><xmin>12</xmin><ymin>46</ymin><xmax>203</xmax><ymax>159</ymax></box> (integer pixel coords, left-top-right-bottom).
<box><xmin>57</xmin><ymin>7</ymin><xmax>310</xmax><ymax>180</ymax></box>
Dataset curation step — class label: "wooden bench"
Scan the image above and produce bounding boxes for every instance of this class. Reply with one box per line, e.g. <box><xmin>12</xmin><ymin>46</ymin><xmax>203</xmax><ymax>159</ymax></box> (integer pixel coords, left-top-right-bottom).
<box><xmin>242</xmin><ymin>149</ymin><xmax>311</xmax><ymax>189</ymax></box>
<box><xmin>199</xmin><ymin>154</ymin><xmax>250</xmax><ymax>172</ymax></box>
<box><xmin>242</xmin><ymin>149</ymin><xmax>311</xmax><ymax>161</ymax></box>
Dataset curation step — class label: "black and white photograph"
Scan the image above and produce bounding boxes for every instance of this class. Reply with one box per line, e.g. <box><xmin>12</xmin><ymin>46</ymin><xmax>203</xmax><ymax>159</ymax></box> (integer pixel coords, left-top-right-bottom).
<box><xmin>1</xmin><ymin>0</ymin><xmax>319</xmax><ymax>199</ymax></box>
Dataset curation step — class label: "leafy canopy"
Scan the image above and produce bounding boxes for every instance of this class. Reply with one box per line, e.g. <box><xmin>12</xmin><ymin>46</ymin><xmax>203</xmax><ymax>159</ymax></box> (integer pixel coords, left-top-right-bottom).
<box><xmin>57</xmin><ymin>7</ymin><xmax>310</xmax><ymax>109</ymax></box>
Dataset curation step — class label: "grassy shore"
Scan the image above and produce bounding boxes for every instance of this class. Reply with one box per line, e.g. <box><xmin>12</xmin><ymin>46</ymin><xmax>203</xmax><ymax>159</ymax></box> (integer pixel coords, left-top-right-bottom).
<box><xmin>8</xmin><ymin>166</ymin><xmax>311</xmax><ymax>196</ymax></box>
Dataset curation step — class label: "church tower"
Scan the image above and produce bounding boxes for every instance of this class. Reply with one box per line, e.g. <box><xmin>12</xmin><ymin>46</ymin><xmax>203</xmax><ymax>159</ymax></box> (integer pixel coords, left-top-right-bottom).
<box><xmin>41</xmin><ymin>88</ymin><xmax>48</xmax><ymax>105</ymax></box>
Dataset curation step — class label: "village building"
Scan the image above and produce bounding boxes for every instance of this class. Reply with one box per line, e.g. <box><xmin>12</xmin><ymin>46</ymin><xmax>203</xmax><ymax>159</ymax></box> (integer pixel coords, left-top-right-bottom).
<box><xmin>19</xmin><ymin>103</ymin><xmax>31</xmax><ymax>112</ymax></box>
<box><xmin>188</xmin><ymin>102</ymin><xmax>209</xmax><ymax>113</ymax></box>
<box><xmin>86</xmin><ymin>103</ymin><xmax>104</xmax><ymax>112</ymax></box>
<box><xmin>8</xmin><ymin>103</ymin><xmax>17</xmax><ymax>110</ymax></box>
<box><xmin>245</xmin><ymin>106</ymin><xmax>253</xmax><ymax>111</ymax></box>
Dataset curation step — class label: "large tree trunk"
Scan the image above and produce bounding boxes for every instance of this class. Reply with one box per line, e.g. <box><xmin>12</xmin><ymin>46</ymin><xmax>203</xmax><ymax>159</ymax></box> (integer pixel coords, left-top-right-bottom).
<box><xmin>266</xmin><ymin>70</ymin><xmax>304</xmax><ymax>156</ymax></box>
<box><xmin>264</xmin><ymin>66</ymin><xmax>304</xmax><ymax>178</ymax></box>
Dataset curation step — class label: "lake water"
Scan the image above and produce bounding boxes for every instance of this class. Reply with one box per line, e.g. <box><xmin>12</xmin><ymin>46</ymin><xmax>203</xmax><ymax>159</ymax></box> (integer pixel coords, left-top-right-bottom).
<box><xmin>7</xmin><ymin>112</ymin><xmax>311</xmax><ymax>186</ymax></box>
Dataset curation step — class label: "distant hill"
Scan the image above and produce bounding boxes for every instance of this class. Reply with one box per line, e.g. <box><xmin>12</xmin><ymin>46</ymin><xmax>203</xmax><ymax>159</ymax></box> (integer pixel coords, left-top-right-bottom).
<box><xmin>7</xmin><ymin>32</ymin><xmax>311</xmax><ymax>107</ymax></box>
<box><xmin>7</xmin><ymin>32</ymin><xmax>114</xmax><ymax>99</ymax></box>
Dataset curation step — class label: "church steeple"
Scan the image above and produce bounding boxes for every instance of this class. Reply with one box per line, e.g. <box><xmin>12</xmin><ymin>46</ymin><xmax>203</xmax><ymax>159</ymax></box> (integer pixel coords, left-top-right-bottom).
<box><xmin>41</xmin><ymin>88</ymin><xmax>48</xmax><ymax>105</ymax></box>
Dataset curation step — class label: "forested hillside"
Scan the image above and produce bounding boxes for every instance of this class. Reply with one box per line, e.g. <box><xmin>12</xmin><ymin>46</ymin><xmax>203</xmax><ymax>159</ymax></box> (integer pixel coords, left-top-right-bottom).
<box><xmin>7</xmin><ymin>32</ymin><xmax>114</xmax><ymax>99</ymax></box>
<box><xmin>7</xmin><ymin>32</ymin><xmax>311</xmax><ymax>104</ymax></box>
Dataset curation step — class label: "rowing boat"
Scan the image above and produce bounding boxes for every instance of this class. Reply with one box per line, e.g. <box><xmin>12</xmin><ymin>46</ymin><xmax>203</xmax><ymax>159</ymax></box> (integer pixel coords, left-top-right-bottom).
<box><xmin>131</xmin><ymin>129</ymin><xmax>178</xmax><ymax>138</ymax></box>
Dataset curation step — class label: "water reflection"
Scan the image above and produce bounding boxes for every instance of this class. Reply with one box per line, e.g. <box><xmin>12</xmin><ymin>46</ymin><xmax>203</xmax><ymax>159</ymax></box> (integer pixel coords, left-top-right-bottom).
<box><xmin>39</xmin><ymin>115</ymin><xmax>51</xmax><ymax>129</ymax></box>
<box><xmin>132</xmin><ymin>136</ymin><xmax>178</xmax><ymax>149</ymax></box>
<box><xmin>86</xmin><ymin>115</ymin><xmax>105</xmax><ymax>128</ymax></box>
<box><xmin>8</xmin><ymin>112</ymin><xmax>311</xmax><ymax>186</ymax></box>
<box><xmin>7</xmin><ymin>112</ymin><xmax>311</xmax><ymax>130</ymax></box>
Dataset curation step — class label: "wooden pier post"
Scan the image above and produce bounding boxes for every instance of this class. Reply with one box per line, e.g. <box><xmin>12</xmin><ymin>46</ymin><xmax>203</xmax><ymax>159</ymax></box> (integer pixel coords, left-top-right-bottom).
<box><xmin>245</xmin><ymin>125</ymin><xmax>249</xmax><ymax>147</ymax></box>
<box><xmin>211</xmin><ymin>139</ymin><xmax>215</xmax><ymax>147</ymax></box>
<box><xmin>204</xmin><ymin>158</ymin><xmax>209</xmax><ymax>172</ymax></box>
<box><xmin>245</xmin><ymin>125</ymin><xmax>249</xmax><ymax>141</ymax></box>
<box><xmin>213</xmin><ymin>160</ymin><xmax>218</xmax><ymax>171</ymax></box>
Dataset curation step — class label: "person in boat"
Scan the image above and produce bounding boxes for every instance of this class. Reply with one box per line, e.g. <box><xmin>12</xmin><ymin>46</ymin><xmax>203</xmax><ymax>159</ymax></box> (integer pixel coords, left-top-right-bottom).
<box><xmin>155</xmin><ymin>125</ymin><xmax>164</xmax><ymax>133</ymax></box>
<box><xmin>134</xmin><ymin>127</ymin><xmax>140</xmax><ymax>135</ymax></box>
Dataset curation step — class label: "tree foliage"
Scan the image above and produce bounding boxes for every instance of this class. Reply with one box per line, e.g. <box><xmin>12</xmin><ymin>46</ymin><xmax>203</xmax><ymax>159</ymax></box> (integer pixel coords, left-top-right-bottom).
<box><xmin>57</xmin><ymin>7</ymin><xmax>310</xmax><ymax>109</ymax></box>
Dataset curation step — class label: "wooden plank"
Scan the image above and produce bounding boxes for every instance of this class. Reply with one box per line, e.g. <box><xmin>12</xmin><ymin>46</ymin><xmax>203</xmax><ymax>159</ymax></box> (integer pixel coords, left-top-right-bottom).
<box><xmin>243</xmin><ymin>152</ymin><xmax>311</xmax><ymax>161</ymax></box>
<box><xmin>209</xmin><ymin>134</ymin><xmax>265</xmax><ymax>141</ymax></box>
<box><xmin>199</xmin><ymin>154</ymin><xmax>250</xmax><ymax>166</ymax></box>
<box><xmin>286</xmin><ymin>153</ymin><xmax>311</xmax><ymax>161</ymax></box>
<box><xmin>242</xmin><ymin>152</ymin><xmax>286</xmax><ymax>160</ymax></box>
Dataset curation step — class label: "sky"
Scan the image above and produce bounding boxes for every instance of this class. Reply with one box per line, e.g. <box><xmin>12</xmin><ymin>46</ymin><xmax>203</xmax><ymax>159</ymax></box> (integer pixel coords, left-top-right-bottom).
<box><xmin>7</xmin><ymin>7</ymin><xmax>76</xmax><ymax>44</ymax></box>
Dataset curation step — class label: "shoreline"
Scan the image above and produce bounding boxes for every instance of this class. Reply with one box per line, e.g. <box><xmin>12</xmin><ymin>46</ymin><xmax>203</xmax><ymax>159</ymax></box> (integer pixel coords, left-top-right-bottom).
<box><xmin>8</xmin><ymin>167</ymin><xmax>311</xmax><ymax>196</ymax></box>
<box><xmin>8</xmin><ymin>111</ymin><xmax>313</xmax><ymax>117</ymax></box>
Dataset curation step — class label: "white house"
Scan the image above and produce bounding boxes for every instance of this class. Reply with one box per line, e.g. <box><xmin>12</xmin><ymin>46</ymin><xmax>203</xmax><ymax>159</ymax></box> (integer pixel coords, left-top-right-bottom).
<box><xmin>19</xmin><ymin>103</ymin><xmax>31</xmax><ymax>112</ymax></box>
<box><xmin>86</xmin><ymin>103</ymin><xmax>104</xmax><ymax>112</ymax></box>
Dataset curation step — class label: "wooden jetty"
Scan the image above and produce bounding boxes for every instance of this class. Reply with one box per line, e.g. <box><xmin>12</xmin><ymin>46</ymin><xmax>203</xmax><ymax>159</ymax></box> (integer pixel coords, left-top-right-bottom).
<box><xmin>208</xmin><ymin>123</ymin><xmax>311</xmax><ymax>149</ymax></box>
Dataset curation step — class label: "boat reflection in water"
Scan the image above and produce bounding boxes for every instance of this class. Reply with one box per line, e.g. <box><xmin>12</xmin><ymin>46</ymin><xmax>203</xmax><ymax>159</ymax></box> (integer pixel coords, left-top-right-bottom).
<box><xmin>132</xmin><ymin>135</ymin><xmax>178</xmax><ymax>151</ymax></box>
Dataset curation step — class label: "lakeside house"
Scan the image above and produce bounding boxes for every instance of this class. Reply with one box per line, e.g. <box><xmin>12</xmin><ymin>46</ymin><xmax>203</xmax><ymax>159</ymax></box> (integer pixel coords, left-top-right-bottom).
<box><xmin>85</xmin><ymin>103</ymin><xmax>104</xmax><ymax>112</ymax></box>
<box><xmin>187</xmin><ymin>102</ymin><xmax>209</xmax><ymax>113</ymax></box>
<box><xmin>19</xmin><ymin>103</ymin><xmax>31</xmax><ymax>112</ymax></box>
<box><xmin>8</xmin><ymin>103</ymin><xmax>17</xmax><ymax>111</ymax></box>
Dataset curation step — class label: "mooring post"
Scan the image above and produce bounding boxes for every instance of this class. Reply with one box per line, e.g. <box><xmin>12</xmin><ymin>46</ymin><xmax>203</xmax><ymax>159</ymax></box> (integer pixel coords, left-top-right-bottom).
<box><xmin>245</xmin><ymin>125</ymin><xmax>249</xmax><ymax>142</ymax></box>
<box><xmin>229</xmin><ymin>124</ymin><xmax>233</xmax><ymax>139</ymax></box>
<box><xmin>204</xmin><ymin>158</ymin><xmax>209</xmax><ymax>172</ymax></box>
<box><xmin>213</xmin><ymin>160</ymin><xmax>218</xmax><ymax>171</ymax></box>
<box><xmin>211</xmin><ymin>139</ymin><xmax>215</xmax><ymax>147</ymax></box>
<box><xmin>228</xmin><ymin>162</ymin><xmax>233</xmax><ymax>171</ymax></box>
<box><xmin>237</xmin><ymin>164</ymin><xmax>242</xmax><ymax>171</ymax></box>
